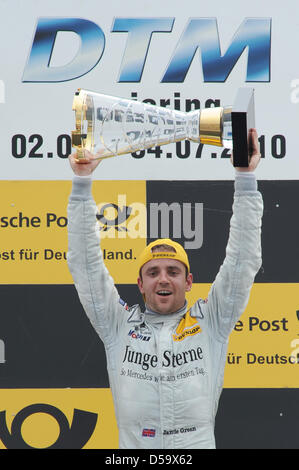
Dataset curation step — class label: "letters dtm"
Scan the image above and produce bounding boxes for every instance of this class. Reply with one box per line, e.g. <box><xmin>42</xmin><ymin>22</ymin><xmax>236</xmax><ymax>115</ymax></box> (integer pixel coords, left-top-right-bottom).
<box><xmin>23</xmin><ymin>18</ymin><xmax>271</xmax><ymax>83</ymax></box>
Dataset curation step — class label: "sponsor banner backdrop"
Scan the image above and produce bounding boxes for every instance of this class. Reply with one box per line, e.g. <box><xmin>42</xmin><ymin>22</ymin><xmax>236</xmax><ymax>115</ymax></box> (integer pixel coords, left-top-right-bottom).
<box><xmin>0</xmin><ymin>387</ymin><xmax>298</xmax><ymax>449</ymax></box>
<box><xmin>188</xmin><ymin>284</ymin><xmax>299</xmax><ymax>388</ymax></box>
<box><xmin>0</xmin><ymin>180</ymin><xmax>146</xmax><ymax>284</ymax></box>
<box><xmin>1</xmin><ymin>180</ymin><xmax>299</xmax><ymax>284</ymax></box>
<box><xmin>0</xmin><ymin>0</ymin><xmax>299</xmax><ymax>181</ymax></box>
<box><xmin>0</xmin><ymin>284</ymin><xmax>298</xmax><ymax>390</ymax></box>
<box><xmin>0</xmin><ymin>181</ymin><xmax>72</xmax><ymax>284</ymax></box>
<box><xmin>1</xmin><ymin>0</ymin><xmax>299</xmax><ymax>450</ymax></box>
<box><xmin>0</xmin><ymin>389</ymin><xmax>118</xmax><ymax>449</ymax></box>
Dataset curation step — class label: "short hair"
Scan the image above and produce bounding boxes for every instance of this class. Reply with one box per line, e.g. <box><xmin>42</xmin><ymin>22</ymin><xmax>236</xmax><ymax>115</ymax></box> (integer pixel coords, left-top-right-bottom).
<box><xmin>140</xmin><ymin>243</ymin><xmax>188</xmax><ymax>279</ymax></box>
<box><xmin>151</xmin><ymin>243</ymin><xmax>176</xmax><ymax>253</ymax></box>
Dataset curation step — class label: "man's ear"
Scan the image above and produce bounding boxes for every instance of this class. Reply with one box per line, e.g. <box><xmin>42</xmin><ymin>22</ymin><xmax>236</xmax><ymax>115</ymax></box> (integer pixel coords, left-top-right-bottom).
<box><xmin>137</xmin><ymin>276</ymin><xmax>144</xmax><ymax>294</ymax></box>
<box><xmin>185</xmin><ymin>272</ymin><xmax>193</xmax><ymax>292</ymax></box>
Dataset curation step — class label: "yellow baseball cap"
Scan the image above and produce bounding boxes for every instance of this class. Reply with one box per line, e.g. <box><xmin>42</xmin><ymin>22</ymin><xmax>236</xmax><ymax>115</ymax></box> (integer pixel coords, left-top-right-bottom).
<box><xmin>138</xmin><ymin>238</ymin><xmax>190</xmax><ymax>275</ymax></box>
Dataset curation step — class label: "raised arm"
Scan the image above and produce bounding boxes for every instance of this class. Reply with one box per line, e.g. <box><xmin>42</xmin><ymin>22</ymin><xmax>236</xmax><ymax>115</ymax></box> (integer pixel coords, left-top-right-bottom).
<box><xmin>67</xmin><ymin>152</ymin><xmax>127</xmax><ymax>345</ymax></box>
<box><xmin>205</xmin><ymin>129</ymin><xmax>263</xmax><ymax>342</ymax></box>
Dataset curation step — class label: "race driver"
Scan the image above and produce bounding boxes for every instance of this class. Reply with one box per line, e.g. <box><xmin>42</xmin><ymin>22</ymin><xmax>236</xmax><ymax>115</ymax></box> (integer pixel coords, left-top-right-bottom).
<box><xmin>67</xmin><ymin>128</ymin><xmax>263</xmax><ymax>449</ymax></box>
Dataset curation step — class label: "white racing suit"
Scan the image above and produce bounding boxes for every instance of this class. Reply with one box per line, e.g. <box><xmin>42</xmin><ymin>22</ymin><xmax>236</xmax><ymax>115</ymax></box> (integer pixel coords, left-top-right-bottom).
<box><xmin>67</xmin><ymin>173</ymin><xmax>263</xmax><ymax>449</ymax></box>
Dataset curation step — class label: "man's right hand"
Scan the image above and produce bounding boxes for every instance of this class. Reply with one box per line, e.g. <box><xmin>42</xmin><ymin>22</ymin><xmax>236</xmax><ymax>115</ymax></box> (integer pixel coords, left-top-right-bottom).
<box><xmin>68</xmin><ymin>150</ymin><xmax>102</xmax><ymax>176</ymax></box>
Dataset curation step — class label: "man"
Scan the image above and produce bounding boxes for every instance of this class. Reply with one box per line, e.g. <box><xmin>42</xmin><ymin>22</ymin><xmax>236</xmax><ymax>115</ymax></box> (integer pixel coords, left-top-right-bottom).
<box><xmin>67</xmin><ymin>129</ymin><xmax>263</xmax><ymax>449</ymax></box>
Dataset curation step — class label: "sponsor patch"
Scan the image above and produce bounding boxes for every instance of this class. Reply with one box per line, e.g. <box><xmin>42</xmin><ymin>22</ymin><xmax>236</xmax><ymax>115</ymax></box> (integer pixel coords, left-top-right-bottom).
<box><xmin>173</xmin><ymin>325</ymin><xmax>201</xmax><ymax>342</ymax></box>
<box><xmin>152</xmin><ymin>252</ymin><xmax>176</xmax><ymax>258</ymax></box>
<box><xmin>119</xmin><ymin>298</ymin><xmax>129</xmax><ymax>310</ymax></box>
<box><xmin>173</xmin><ymin>310</ymin><xmax>201</xmax><ymax>342</ymax></box>
<box><xmin>128</xmin><ymin>329</ymin><xmax>151</xmax><ymax>341</ymax></box>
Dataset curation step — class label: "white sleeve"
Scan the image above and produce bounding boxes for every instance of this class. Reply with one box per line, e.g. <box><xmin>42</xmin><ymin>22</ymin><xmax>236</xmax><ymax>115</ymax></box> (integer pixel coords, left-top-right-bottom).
<box><xmin>67</xmin><ymin>176</ymin><xmax>128</xmax><ymax>346</ymax></box>
<box><xmin>205</xmin><ymin>172</ymin><xmax>263</xmax><ymax>342</ymax></box>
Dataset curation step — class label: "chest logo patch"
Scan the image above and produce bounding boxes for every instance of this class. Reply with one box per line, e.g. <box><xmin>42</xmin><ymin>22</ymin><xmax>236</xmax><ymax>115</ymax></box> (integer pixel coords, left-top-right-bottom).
<box><xmin>173</xmin><ymin>310</ymin><xmax>201</xmax><ymax>342</ymax></box>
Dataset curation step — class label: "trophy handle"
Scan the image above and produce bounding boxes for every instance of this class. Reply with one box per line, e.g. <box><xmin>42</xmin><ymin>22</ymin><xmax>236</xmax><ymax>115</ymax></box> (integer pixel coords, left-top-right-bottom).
<box><xmin>231</xmin><ymin>87</ymin><xmax>255</xmax><ymax>167</ymax></box>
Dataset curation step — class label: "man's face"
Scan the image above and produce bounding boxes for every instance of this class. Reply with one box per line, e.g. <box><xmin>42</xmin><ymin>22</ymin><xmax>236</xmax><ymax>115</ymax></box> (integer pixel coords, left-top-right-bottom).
<box><xmin>137</xmin><ymin>258</ymin><xmax>193</xmax><ymax>314</ymax></box>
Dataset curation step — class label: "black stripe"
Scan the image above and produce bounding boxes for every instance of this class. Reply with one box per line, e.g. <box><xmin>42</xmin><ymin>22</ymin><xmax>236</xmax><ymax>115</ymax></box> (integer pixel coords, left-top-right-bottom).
<box><xmin>0</xmin><ymin>284</ymin><xmax>142</xmax><ymax>389</ymax></box>
<box><xmin>146</xmin><ymin>180</ymin><xmax>299</xmax><ymax>282</ymax></box>
<box><xmin>215</xmin><ymin>388</ymin><xmax>299</xmax><ymax>449</ymax></box>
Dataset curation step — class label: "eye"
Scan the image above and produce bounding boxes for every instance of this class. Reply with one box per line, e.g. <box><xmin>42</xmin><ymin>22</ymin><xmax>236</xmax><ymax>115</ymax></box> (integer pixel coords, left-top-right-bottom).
<box><xmin>169</xmin><ymin>270</ymin><xmax>179</xmax><ymax>276</ymax></box>
<box><xmin>148</xmin><ymin>271</ymin><xmax>157</xmax><ymax>277</ymax></box>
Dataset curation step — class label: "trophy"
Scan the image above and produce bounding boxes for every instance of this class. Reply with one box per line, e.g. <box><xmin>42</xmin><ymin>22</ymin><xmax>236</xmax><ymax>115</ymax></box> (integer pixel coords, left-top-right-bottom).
<box><xmin>72</xmin><ymin>87</ymin><xmax>255</xmax><ymax>167</ymax></box>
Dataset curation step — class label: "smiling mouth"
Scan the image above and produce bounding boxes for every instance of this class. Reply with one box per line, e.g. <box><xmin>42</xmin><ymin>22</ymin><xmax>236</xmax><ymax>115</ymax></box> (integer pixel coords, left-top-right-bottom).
<box><xmin>157</xmin><ymin>290</ymin><xmax>172</xmax><ymax>297</ymax></box>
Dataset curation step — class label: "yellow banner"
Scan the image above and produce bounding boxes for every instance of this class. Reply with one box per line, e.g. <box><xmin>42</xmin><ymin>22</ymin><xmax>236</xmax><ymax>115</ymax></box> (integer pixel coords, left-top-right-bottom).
<box><xmin>0</xmin><ymin>181</ymin><xmax>146</xmax><ymax>284</ymax></box>
<box><xmin>188</xmin><ymin>283</ymin><xmax>299</xmax><ymax>388</ymax></box>
<box><xmin>0</xmin><ymin>388</ymin><xmax>118</xmax><ymax>449</ymax></box>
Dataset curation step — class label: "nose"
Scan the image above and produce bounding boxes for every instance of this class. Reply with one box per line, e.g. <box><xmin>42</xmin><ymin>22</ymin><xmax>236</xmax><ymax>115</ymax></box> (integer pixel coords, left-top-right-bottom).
<box><xmin>158</xmin><ymin>270</ymin><xmax>169</xmax><ymax>284</ymax></box>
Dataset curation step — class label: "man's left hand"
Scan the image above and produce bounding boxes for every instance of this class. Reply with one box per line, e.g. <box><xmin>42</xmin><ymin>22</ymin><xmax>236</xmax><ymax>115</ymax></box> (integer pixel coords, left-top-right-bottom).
<box><xmin>232</xmin><ymin>128</ymin><xmax>261</xmax><ymax>172</ymax></box>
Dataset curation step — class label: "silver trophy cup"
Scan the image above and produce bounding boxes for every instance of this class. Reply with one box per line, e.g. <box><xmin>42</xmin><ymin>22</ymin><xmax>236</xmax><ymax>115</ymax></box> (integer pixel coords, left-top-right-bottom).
<box><xmin>72</xmin><ymin>87</ymin><xmax>255</xmax><ymax>167</ymax></box>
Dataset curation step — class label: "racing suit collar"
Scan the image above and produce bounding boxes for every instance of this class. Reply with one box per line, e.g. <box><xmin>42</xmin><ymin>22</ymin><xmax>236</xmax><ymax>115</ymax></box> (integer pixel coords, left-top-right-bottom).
<box><xmin>127</xmin><ymin>301</ymin><xmax>188</xmax><ymax>325</ymax></box>
<box><xmin>144</xmin><ymin>300</ymin><xmax>188</xmax><ymax>324</ymax></box>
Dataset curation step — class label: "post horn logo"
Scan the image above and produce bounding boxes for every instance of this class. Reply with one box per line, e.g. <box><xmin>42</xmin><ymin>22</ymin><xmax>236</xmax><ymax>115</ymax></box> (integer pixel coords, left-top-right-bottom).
<box><xmin>96</xmin><ymin>203</ymin><xmax>132</xmax><ymax>232</ymax></box>
<box><xmin>0</xmin><ymin>404</ymin><xmax>98</xmax><ymax>449</ymax></box>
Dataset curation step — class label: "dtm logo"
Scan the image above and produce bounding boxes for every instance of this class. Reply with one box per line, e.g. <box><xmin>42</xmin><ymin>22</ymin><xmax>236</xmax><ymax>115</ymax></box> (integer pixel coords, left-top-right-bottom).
<box><xmin>0</xmin><ymin>404</ymin><xmax>97</xmax><ymax>449</ymax></box>
<box><xmin>22</xmin><ymin>17</ymin><xmax>271</xmax><ymax>83</ymax></box>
